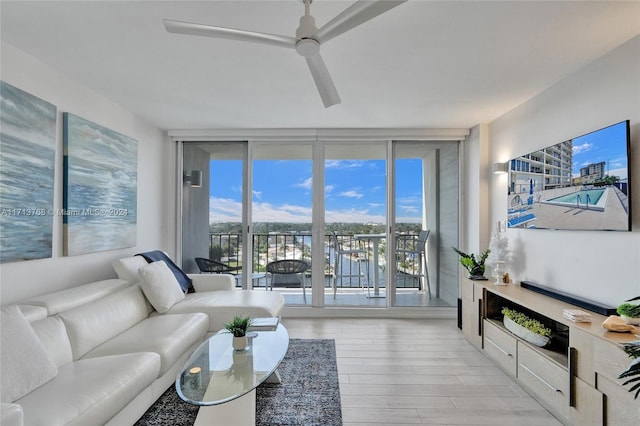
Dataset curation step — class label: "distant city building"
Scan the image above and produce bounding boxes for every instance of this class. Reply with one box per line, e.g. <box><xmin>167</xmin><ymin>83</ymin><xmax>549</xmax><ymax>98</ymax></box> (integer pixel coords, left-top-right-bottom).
<box><xmin>572</xmin><ymin>161</ymin><xmax>606</xmax><ymax>186</ymax></box>
<box><xmin>508</xmin><ymin>140</ymin><xmax>573</xmax><ymax>194</ymax></box>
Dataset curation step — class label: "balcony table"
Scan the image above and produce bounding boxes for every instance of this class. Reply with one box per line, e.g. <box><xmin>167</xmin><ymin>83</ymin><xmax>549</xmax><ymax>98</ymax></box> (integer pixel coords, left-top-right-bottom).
<box><xmin>355</xmin><ymin>233</ymin><xmax>386</xmax><ymax>298</ymax></box>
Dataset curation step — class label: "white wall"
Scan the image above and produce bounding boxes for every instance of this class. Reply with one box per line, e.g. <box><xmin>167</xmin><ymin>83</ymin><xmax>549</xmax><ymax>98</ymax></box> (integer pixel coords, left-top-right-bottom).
<box><xmin>488</xmin><ymin>36</ymin><xmax>640</xmax><ymax>306</ymax></box>
<box><xmin>463</xmin><ymin>124</ymin><xmax>490</xmax><ymax>256</ymax></box>
<box><xmin>0</xmin><ymin>42</ymin><xmax>171</xmax><ymax>304</ymax></box>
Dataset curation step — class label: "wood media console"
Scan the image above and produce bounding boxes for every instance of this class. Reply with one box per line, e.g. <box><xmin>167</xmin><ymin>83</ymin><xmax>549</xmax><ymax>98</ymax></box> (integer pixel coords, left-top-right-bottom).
<box><xmin>460</xmin><ymin>279</ymin><xmax>639</xmax><ymax>425</ymax></box>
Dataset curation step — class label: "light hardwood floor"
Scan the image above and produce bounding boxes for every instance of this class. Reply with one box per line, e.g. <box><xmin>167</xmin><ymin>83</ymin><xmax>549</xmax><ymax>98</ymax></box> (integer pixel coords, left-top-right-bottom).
<box><xmin>281</xmin><ymin>318</ymin><xmax>563</xmax><ymax>426</ymax></box>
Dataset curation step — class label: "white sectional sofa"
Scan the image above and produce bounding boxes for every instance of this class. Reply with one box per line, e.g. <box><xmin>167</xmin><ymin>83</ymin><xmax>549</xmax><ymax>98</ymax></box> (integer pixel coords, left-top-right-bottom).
<box><xmin>0</xmin><ymin>255</ymin><xmax>285</xmax><ymax>426</ymax></box>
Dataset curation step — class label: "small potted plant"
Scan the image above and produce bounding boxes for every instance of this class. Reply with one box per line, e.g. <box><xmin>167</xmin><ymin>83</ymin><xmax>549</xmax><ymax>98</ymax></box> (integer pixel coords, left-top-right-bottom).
<box><xmin>452</xmin><ymin>247</ymin><xmax>490</xmax><ymax>280</ymax></box>
<box><xmin>224</xmin><ymin>315</ymin><xmax>253</xmax><ymax>351</ymax></box>
<box><xmin>501</xmin><ymin>307</ymin><xmax>552</xmax><ymax>347</ymax></box>
<box><xmin>617</xmin><ymin>296</ymin><xmax>640</xmax><ymax>325</ymax></box>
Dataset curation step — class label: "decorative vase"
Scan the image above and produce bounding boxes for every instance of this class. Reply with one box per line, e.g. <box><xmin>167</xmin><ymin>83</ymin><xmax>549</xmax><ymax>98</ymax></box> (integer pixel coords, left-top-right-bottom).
<box><xmin>503</xmin><ymin>316</ymin><xmax>550</xmax><ymax>347</ymax></box>
<box><xmin>494</xmin><ymin>261</ymin><xmax>507</xmax><ymax>286</ymax></box>
<box><xmin>232</xmin><ymin>335</ymin><xmax>248</xmax><ymax>351</ymax></box>
<box><xmin>620</xmin><ymin>315</ymin><xmax>640</xmax><ymax>325</ymax></box>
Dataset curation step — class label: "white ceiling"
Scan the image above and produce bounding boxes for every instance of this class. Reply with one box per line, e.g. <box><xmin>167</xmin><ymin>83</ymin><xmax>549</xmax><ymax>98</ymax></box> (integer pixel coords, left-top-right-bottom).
<box><xmin>1</xmin><ymin>1</ymin><xmax>639</xmax><ymax>131</ymax></box>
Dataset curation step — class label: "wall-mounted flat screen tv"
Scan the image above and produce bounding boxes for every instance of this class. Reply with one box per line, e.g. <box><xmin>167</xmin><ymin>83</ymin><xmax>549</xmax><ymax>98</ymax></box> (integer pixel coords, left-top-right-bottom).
<box><xmin>507</xmin><ymin>120</ymin><xmax>631</xmax><ymax>231</ymax></box>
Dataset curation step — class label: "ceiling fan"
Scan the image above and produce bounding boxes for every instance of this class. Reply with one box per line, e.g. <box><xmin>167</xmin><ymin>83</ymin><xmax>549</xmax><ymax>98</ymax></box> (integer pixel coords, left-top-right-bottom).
<box><xmin>163</xmin><ymin>0</ymin><xmax>407</xmax><ymax>108</ymax></box>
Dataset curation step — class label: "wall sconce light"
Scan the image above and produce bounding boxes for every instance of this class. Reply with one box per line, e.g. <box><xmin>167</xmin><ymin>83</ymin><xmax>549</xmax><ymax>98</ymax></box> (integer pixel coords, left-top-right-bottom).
<box><xmin>492</xmin><ymin>162</ymin><xmax>508</xmax><ymax>174</ymax></box>
<box><xmin>184</xmin><ymin>170</ymin><xmax>203</xmax><ymax>188</ymax></box>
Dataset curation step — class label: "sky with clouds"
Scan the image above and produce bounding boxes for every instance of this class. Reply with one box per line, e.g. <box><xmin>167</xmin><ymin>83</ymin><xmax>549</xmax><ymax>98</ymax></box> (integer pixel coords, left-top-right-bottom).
<box><xmin>570</xmin><ymin>120</ymin><xmax>628</xmax><ymax>179</ymax></box>
<box><xmin>209</xmin><ymin>159</ymin><xmax>423</xmax><ymax>224</ymax></box>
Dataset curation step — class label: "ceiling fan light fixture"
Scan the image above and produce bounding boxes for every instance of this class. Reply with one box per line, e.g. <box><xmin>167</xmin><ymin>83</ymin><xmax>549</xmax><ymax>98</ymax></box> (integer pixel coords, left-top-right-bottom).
<box><xmin>296</xmin><ymin>38</ymin><xmax>320</xmax><ymax>57</ymax></box>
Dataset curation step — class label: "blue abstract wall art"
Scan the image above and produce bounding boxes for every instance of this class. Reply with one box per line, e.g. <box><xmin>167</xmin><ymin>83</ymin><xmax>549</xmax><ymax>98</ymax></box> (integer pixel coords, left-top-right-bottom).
<box><xmin>63</xmin><ymin>113</ymin><xmax>137</xmax><ymax>256</ymax></box>
<box><xmin>0</xmin><ymin>81</ymin><xmax>57</xmax><ymax>263</ymax></box>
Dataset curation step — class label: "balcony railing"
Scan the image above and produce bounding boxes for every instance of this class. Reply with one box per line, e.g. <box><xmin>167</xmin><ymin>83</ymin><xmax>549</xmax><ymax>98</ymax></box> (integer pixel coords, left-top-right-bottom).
<box><xmin>208</xmin><ymin>232</ymin><xmax>422</xmax><ymax>289</ymax></box>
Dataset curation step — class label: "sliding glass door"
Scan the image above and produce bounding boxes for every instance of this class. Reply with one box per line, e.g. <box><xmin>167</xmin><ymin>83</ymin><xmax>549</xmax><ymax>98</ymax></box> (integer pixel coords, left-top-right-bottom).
<box><xmin>391</xmin><ymin>142</ymin><xmax>460</xmax><ymax>307</ymax></box>
<box><xmin>180</xmin><ymin>137</ymin><xmax>460</xmax><ymax>311</ymax></box>
<box><xmin>181</xmin><ymin>142</ymin><xmax>246</xmax><ymax>285</ymax></box>
<box><xmin>251</xmin><ymin>142</ymin><xmax>313</xmax><ymax>305</ymax></box>
<box><xmin>325</xmin><ymin>142</ymin><xmax>387</xmax><ymax>307</ymax></box>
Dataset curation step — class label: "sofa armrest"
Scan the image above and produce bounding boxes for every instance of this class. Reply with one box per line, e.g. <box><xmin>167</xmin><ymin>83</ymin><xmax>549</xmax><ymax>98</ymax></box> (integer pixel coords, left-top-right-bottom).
<box><xmin>188</xmin><ymin>274</ymin><xmax>235</xmax><ymax>292</ymax></box>
<box><xmin>1</xmin><ymin>403</ymin><xmax>24</xmax><ymax>426</ymax></box>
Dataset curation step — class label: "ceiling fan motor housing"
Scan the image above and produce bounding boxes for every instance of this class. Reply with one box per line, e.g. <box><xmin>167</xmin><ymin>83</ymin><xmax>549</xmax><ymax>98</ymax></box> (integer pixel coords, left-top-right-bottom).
<box><xmin>295</xmin><ymin>9</ymin><xmax>320</xmax><ymax>57</ymax></box>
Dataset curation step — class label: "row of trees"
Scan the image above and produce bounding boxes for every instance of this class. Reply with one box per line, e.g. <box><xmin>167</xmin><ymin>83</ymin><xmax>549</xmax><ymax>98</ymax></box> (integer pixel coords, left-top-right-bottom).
<box><xmin>210</xmin><ymin>221</ymin><xmax>421</xmax><ymax>234</ymax></box>
<box><xmin>207</xmin><ymin>222</ymin><xmax>422</xmax><ymax>266</ymax></box>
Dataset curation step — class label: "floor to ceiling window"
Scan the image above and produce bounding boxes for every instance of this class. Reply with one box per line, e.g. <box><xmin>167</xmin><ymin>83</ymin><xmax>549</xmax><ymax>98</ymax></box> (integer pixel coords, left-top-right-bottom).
<box><xmin>391</xmin><ymin>142</ymin><xmax>460</xmax><ymax>308</ymax></box>
<box><xmin>251</xmin><ymin>142</ymin><xmax>313</xmax><ymax>305</ymax></box>
<box><xmin>325</xmin><ymin>142</ymin><xmax>387</xmax><ymax>307</ymax></box>
<box><xmin>179</xmin><ymin>134</ymin><xmax>461</xmax><ymax>313</ymax></box>
<box><xmin>181</xmin><ymin>142</ymin><xmax>246</xmax><ymax>284</ymax></box>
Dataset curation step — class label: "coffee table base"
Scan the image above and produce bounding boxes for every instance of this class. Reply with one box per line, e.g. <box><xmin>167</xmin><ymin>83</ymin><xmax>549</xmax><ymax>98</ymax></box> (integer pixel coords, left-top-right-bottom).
<box><xmin>195</xmin><ymin>389</ymin><xmax>256</xmax><ymax>426</ymax></box>
<box><xmin>193</xmin><ymin>370</ymin><xmax>281</xmax><ymax>426</ymax></box>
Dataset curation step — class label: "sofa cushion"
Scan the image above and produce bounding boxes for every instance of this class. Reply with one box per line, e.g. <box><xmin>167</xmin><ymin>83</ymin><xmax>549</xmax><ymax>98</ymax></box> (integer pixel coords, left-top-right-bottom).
<box><xmin>137</xmin><ymin>250</ymin><xmax>193</xmax><ymax>292</ymax></box>
<box><xmin>166</xmin><ymin>290</ymin><xmax>285</xmax><ymax>332</ymax></box>
<box><xmin>16</xmin><ymin>352</ymin><xmax>160</xmax><ymax>426</ymax></box>
<box><xmin>17</xmin><ymin>305</ymin><xmax>48</xmax><ymax>322</ymax></box>
<box><xmin>112</xmin><ymin>255</ymin><xmax>148</xmax><ymax>283</ymax></box>
<box><xmin>84</xmin><ymin>313</ymin><xmax>208</xmax><ymax>375</ymax></box>
<box><xmin>59</xmin><ymin>285</ymin><xmax>150</xmax><ymax>360</ymax></box>
<box><xmin>30</xmin><ymin>316</ymin><xmax>73</xmax><ymax>368</ymax></box>
<box><xmin>1</xmin><ymin>403</ymin><xmax>23</xmax><ymax>426</ymax></box>
<box><xmin>138</xmin><ymin>261</ymin><xmax>186</xmax><ymax>313</ymax></box>
<box><xmin>189</xmin><ymin>273</ymin><xmax>235</xmax><ymax>292</ymax></box>
<box><xmin>0</xmin><ymin>306</ymin><xmax>58</xmax><ymax>402</ymax></box>
<box><xmin>20</xmin><ymin>279</ymin><xmax>131</xmax><ymax>316</ymax></box>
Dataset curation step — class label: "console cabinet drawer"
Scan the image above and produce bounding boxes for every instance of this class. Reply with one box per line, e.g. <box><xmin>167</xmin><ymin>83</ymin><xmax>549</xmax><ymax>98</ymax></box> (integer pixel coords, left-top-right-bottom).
<box><xmin>460</xmin><ymin>280</ymin><xmax>474</xmax><ymax>301</ymax></box>
<box><xmin>569</xmin><ymin>376</ymin><xmax>603</xmax><ymax>426</ymax></box>
<box><xmin>517</xmin><ymin>342</ymin><xmax>569</xmax><ymax>421</ymax></box>
<box><xmin>596</xmin><ymin>373</ymin><xmax>640</xmax><ymax>426</ymax></box>
<box><xmin>569</xmin><ymin>328</ymin><xmax>595</xmax><ymax>385</ymax></box>
<box><xmin>462</xmin><ymin>283</ymin><xmax>482</xmax><ymax>349</ymax></box>
<box><xmin>594</xmin><ymin>337</ymin><xmax>632</xmax><ymax>383</ymax></box>
<box><xmin>483</xmin><ymin>320</ymin><xmax>516</xmax><ymax>376</ymax></box>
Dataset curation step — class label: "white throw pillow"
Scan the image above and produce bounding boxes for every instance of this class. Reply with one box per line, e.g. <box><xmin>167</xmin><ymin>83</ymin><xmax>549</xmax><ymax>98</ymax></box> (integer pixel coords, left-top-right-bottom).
<box><xmin>0</xmin><ymin>306</ymin><xmax>58</xmax><ymax>402</ymax></box>
<box><xmin>112</xmin><ymin>256</ymin><xmax>148</xmax><ymax>283</ymax></box>
<box><xmin>138</xmin><ymin>261</ymin><xmax>186</xmax><ymax>313</ymax></box>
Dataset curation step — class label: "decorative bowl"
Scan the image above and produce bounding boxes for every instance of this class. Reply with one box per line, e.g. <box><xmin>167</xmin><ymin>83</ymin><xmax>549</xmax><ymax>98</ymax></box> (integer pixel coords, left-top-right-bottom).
<box><xmin>503</xmin><ymin>316</ymin><xmax>550</xmax><ymax>347</ymax></box>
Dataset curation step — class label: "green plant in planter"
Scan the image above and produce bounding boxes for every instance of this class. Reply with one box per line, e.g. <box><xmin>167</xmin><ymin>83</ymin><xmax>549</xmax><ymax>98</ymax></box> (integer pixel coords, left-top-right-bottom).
<box><xmin>501</xmin><ymin>307</ymin><xmax>552</xmax><ymax>338</ymax></box>
<box><xmin>224</xmin><ymin>315</ymin><xmax>253</xmax><ymax>337</ymax></box>
<box><xmin>618</xmin><ymin>340</ymin><xmax>640</xmax><ymax>399</ymax></box>
<box><xmin>452</xmin><ymin>247</ymin><xmax>490</xmax><ymax>279</ymax></box>
<box><xmin>617</xmin><ymin>303</ymin><xmax>640</xmax><ymax>318</ymax></box>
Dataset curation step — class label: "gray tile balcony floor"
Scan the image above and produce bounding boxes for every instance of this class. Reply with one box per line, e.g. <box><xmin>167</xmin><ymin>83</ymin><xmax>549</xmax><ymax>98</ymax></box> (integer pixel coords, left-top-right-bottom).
<box><xmin>281</xmin><ymin>318</ymin><xmax>562</xmax><ymax>426</ymax></box>
<box><xmin>264</xmin><ymin>287</ymin><xmax>452</xmax><ymax>307</ymax></box>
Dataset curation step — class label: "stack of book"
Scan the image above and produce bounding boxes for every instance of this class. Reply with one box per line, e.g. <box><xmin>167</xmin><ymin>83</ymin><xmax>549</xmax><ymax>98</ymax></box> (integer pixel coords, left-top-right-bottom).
<box><xmin>248</xmin><ymin>317</ymin><xmax>280</xmax><ymax>331</ymax></box>
<box><xmin>562</xmin><ymin>309</ymin><xmax>592</xmax><ymax>323</ymax></box>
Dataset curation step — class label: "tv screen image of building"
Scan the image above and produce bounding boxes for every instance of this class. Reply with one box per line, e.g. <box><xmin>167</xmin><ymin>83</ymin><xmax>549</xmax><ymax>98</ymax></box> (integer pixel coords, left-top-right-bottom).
<box><xmin>506</xmin><ymin>120</ymin><xmax>630</xmax><ymax>231</ymax></box>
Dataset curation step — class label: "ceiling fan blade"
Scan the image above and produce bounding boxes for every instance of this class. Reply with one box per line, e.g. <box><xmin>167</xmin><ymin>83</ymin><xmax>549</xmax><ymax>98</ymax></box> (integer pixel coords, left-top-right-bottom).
<box><xmin>313</xmin><ymin>0</ymin><xmax>407</xmax><ymax>44</ymax></box>
<box><xmin>163</xmin><ymin>19</ymin><xmax>297</xmax><ymax>49</ymax></box>
<box><xmin>305</xmin><ymin>54</ymin><xmax>341</xmax><ymax>108</ymax></box>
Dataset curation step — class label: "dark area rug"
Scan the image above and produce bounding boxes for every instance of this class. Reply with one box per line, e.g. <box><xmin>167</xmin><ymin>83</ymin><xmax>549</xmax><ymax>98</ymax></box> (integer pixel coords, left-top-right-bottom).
<box><xmin>135</xmin><ymin>338</ymin><xmax>342</xmax><ymax>426</ymax></box>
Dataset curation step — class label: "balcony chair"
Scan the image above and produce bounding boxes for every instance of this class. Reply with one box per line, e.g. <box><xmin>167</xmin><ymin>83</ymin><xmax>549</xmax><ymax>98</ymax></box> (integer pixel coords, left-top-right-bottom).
<box><xmin>194</xmin><ymin>257</ymin><xmax>242</xmax><ymax>274</ymax></box>
<box><xmin>395</xmin><ymin>230</ymin><xmax>432</xmax><ymax>298</ymax></box>
<box><xmin>266</xmin><ymin>259</ymin><xmax>310</xmax><ymax>303</ymax></box>
<box><xmin>332</xmin><ymin>231</ymin><xmax>369</xmax><ymax>298</ymax></box>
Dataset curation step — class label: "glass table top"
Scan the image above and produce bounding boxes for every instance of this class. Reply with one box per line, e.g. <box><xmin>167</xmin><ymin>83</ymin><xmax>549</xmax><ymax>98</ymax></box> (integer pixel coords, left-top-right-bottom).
<box><xmin>176</xmin><ymin>324</ymin><xmax>289</xmax><ymax>406</ymax></box>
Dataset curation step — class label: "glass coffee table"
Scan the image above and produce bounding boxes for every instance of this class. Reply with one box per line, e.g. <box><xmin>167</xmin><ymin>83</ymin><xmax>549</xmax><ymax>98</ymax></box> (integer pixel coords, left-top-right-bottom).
<box><xmin>176</xmin><ymin>324</ymin><xmax>289</xmax><ymax>426</ymax></box>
